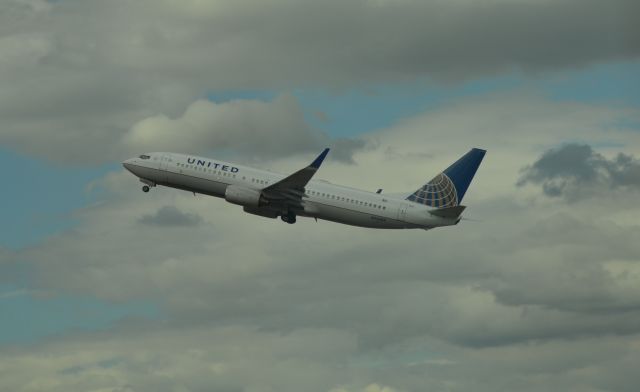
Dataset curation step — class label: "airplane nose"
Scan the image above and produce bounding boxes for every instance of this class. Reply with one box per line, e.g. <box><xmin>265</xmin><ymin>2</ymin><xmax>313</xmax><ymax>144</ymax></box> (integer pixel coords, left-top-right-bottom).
<box><xmin>122</xmin><ymin>158</ymin><xmax>135</xmax><ymax>173</ymax></box>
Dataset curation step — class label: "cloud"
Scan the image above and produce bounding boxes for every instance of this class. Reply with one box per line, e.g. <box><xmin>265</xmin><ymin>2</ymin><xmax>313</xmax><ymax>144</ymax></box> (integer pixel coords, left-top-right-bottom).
<box><xmin>5</xmin><ymin>92</ymin><xmax>640</xmax><ymax>391</ymax></box>
<box><xmin>2</xmin><ymin>1</ymin><xmax>640</xmax><ymax>389</ymax></box>
<box><xmin>121</xmin><ymin>93</ymin><xmax>365</xmax><ymax>163</ymax></box>
<box><xmin>138</xmin><ymin>206</ymin><xmax>203</xmax><ymax>227</ymax></box>
<box><xmin>2</xmin><ymin>317</ymin><xmax>640</xmax><ymax>391</ymax></box>
<box><xmin>34</xmin><ymin>0</ymin><xmax>638</xmax><ymax>87</ymax></box>
<box><xmin>328</xmin><ymin>138</ymin><xmax>368</xmax><ymax>165</ymax></box>
<box><xmin>1</xmin><ymin>0</ymin><xmax>638</xmax><ymax>163</ymax></box>
<box><xmin>0</xmin><ymin>325</ymin><xmax>361</xmax><ymax>392</ymax></box>
<box><xmin>18</xmin><ymin>93</ymin><xmax>640</xmax><ymax>327</ymax></box>
<box><xmin>330</xmin><ymin>384</ymin><xmax>400</xmax><ymax>392</ymax></box>
<box><xmin>122</xmin><ymin>94</ymin><xmax>319</xmax><ymax>159</ymax></box>
<box><xmin>518</xmin><ymin>143</ymin><xmax>640</xmax><ymax>201</ymax></box>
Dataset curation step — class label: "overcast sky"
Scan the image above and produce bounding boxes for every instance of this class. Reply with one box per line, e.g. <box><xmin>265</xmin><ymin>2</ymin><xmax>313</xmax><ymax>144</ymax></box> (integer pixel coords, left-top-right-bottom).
<box><xmin>1</xmin><ymin>1</ymin><xmax>640</xmax><ymax>391</ymax></box>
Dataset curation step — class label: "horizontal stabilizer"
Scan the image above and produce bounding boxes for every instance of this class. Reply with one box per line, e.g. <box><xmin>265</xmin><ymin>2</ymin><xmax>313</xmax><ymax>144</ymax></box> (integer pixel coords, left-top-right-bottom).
<box><xmin>429</xmin><ymin>205</ymin><xmax>466</xmax><ymax>219</ymax></box>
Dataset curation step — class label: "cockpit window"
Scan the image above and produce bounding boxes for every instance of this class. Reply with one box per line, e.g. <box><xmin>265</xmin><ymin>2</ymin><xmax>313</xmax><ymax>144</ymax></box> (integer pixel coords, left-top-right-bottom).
<box><xmin>139</xmin><ymin>154</ymin><xmax>151</xmax><ymax>159</ymax></box>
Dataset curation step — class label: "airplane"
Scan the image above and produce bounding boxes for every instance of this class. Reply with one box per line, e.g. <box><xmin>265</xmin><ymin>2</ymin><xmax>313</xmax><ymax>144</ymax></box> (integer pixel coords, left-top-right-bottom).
<box><xmin>122</xmin><ymin>148</ymin><xmax>485</xmax><ymax>230</ymax></box>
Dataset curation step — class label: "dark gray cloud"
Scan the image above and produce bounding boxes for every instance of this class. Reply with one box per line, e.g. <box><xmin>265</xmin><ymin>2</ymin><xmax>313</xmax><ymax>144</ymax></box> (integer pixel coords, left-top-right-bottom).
<box><xmin>138</xmin><ymin>206</ymin><xmax>203</xmax><ymax>227</ymax></box>
<box><xmin>518</xmin><ymin>143</ymin><xmax>640</xmax><ymax>201</ymax></box>
<box><xmin>0</xmin><ymin>0</ymin><xmax>638</xmax><ymax>163</ymax></box>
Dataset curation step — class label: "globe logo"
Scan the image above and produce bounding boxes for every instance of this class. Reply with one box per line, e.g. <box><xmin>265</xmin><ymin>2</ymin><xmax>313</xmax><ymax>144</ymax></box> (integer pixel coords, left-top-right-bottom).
<box><xmin>406</xmin><ymin>173</ymin><xmax>458</xmax><ymax>208</ymax></box>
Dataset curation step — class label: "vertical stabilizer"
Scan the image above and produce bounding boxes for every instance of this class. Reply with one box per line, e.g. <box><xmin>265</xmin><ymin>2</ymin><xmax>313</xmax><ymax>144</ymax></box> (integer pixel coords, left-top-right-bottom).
<box><xmin>406</xmin><ymin>148</ymin><xmax>486</xmax><ymax>207</ymax></box>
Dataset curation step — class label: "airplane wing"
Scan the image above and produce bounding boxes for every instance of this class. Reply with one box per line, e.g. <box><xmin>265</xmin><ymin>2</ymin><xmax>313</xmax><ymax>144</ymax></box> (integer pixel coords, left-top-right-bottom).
<box><xmin>261</xmin><ymin>148</ymin><xmax>330</xmax><ymax>210</ymax></box>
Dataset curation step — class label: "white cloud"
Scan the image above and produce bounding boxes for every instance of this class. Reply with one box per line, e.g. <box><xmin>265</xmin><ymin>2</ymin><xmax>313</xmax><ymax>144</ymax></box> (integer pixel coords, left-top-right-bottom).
<box><xmin>122</xmin><ymin>94</ymin><xmax>324</xmax><ymax>161</ymax></box>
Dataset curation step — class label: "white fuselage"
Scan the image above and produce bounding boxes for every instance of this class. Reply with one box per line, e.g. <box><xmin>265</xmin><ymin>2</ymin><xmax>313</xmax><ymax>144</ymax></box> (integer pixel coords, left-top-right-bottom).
<box><xmin>123</xmin><ymin>152</ymin><xmax>458</xmax><ymax>230</ymax></box>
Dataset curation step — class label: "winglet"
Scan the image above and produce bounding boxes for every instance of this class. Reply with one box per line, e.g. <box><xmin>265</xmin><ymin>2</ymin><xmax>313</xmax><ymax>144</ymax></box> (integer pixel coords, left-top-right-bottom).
<box><xmin>310</xmin><ymin>148</ymin><xmax>330</xmax><ymax>169</ymax></box>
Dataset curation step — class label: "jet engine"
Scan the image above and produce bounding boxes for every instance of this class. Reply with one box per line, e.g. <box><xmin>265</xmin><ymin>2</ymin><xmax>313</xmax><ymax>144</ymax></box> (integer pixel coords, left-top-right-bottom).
<box><xmin>224</xmin><ymin>185</ymin><xmax>265</xmax><ymax>207</ymax></box>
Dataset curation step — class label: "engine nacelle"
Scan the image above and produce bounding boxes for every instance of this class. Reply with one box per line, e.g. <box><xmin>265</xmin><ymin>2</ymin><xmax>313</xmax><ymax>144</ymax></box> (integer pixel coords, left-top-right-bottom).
<box><xmin>225</xmin><ymin>185</ymin><xmax>264</xmax><ymax>208</ymax></box>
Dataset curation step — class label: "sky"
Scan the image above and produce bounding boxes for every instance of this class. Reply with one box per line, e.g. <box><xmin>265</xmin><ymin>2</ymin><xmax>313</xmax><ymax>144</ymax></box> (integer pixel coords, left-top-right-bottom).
<box><xmin>1</xmin><ymin>0</ymin><xmax>639</xmax><ymax>391</ymax></box>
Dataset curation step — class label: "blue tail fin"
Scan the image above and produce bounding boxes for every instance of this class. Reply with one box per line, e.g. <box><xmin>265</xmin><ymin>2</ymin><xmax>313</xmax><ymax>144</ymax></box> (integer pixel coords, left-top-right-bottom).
<box><xmin>406</xmin><ymin>148</ymin><xmax>486</xmax><ymax>208</ymax></box>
